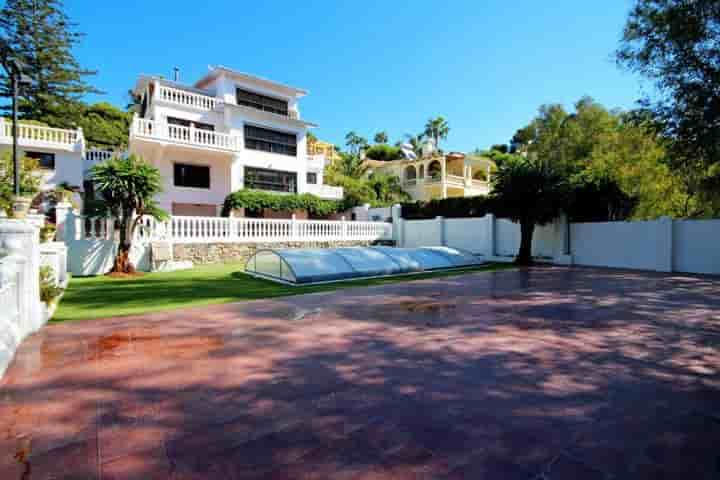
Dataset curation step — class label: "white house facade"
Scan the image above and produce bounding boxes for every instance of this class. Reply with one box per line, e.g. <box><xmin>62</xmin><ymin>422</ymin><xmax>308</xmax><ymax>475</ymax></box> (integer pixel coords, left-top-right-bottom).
<box><xmin>128</xmin><ymin>66</ymin><xmax>342</xmax><ymax>216</ymax></box>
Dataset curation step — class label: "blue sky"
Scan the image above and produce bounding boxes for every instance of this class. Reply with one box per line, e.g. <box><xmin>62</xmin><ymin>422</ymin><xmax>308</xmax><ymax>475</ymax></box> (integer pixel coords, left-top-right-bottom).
<box><xmin>67</xmin><ymin>0</ymin><xmax>643</xmax><ymax>152</ymax></box>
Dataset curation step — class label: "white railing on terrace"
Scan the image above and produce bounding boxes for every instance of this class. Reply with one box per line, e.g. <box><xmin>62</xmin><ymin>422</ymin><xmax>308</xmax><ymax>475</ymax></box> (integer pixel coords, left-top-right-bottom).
<box><xmin>85</xmin><ymin>148</ymin><xmax>118</xmax><ymax>166</ymax></box>
<box><xmin>132</xmin><ymin>118</ymin><xmax>240</xmax><ymax>151</ymax></box>
<box><xmin>131</xmin><ymin>215</ymin><xmax>392</xmax><ymax>244</ymax></box>
<box><xmin>0</xmin><ymin>119</ymin><xmax>81</xmax><ymax>150</ymax></box>
<box><xmin>156</xmin><ymin>85</ymin><xmax>220</xmax><ymax>111</ymax></box>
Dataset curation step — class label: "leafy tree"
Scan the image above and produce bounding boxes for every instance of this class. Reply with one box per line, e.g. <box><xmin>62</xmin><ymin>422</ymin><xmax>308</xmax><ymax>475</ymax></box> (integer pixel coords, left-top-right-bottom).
<box><xmin>617</xmin><ymin>0</ymin><xmax>720</xmax><ymax>216</ymax></box>
<box><xmin>0</xmin><ymin>0</ymin><xmax>100</xmax><ymax>127</ymax></box>
<box><xmin>489</xmin><ymin>157</ymin><xmax>567</xmax><ymax>265</ymax></box>
<box><xmin>0</xmin><ymin>151</ymin><xmax>40</xmax><ymax>215</ymax></box>
<box><xmin>490</xmin><ymin>144</ymin><xmax>509</xmax><ymax>154</ymax></box>
<box><xmin>344</xmin><ymin>131</ymin><xmax>368</xmax><ymax>155</ymax></box>
<box><xmin>88</xmin><ymin>155</ymin><xmax>167</xmax><ymax>274</ymax></box>
<box><xmin>326</xmin><ymin>152</ymin><xmax>368</xmax><ymax>178</ymax></box>
<box><xmin>366</xmin><ymin>172</ymin><xmax>410</xmax><ymax>205</ymax></box>
<box><xmin>77</xmin><ymin>102</ymin><xmax>132</xmax><ymax>148</ymax></box>
<box><xmin>373</xmin><ymin>131</ymin><xmax>388</xmax><ymax>144</ymax></box>
<box><xmin>364</xmin><ymin>144</ymin><xmax>403</xmax><ymax>161</ymax></box>
<box><xmin>424</xmin><ymin>116</ymin><xmax>450</xmax><ymax>150</ymax></box>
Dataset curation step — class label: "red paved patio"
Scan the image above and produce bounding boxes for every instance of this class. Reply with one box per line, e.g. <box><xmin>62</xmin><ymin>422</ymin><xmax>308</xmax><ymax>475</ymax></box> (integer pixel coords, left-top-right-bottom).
<box><xmin>1</xmin><ymin>266</ymin><xmax>719</xmax><ymax>479</ymax></box>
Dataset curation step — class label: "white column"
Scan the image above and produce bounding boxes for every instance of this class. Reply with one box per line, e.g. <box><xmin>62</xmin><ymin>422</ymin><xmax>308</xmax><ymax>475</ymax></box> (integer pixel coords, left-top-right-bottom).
<box><xmin>391</xmin><ymin>204</ymin><xmax>402</xmax><ymax>246</ymax></box>
<box><xmin>0</xmin><ymin>220</ymin><xmax>42</xmax><ymax>333</ymax></box>
<box><xmin>55</xmin><ymin>201</ymin><xmax>73</xmax><ymax>243</ymax></box>
<box><xmin>436</xmin><ymin>216</ymin><xmax>446</xmax><ymax>246</ymax></box>
<box><xmin>486</xmin><ymin>213</ymin><xmax>496</xmax><ymax>257</ymax></box>
<box><xmin>656</xmin><ymin>216</ymin><xmax>673</xmax><ymax>272</ymax></box>
<box><xmin>291</xmin><ymin>214</ymin><xmax>298</xmax><ymax>241</ymax></box>
<box><xmin>441</xmin><ymin>158</ymin><xmax>447</xmax><ymax>199</ymax></box>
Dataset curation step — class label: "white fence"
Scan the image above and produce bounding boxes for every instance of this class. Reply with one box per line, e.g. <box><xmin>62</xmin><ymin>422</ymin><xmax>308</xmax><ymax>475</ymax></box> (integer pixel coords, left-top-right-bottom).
<box><xmin>398</xmin><ymin>212</ymin><xmax>720</xmax><ymax>275</ymax></box>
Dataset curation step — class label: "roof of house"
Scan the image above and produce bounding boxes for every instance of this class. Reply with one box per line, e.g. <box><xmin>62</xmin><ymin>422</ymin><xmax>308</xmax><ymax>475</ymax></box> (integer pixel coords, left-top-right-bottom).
<box><xmin>195</xmin><ymin>66</ymin><xmax>308</xmax><ymax>98</ymax></box>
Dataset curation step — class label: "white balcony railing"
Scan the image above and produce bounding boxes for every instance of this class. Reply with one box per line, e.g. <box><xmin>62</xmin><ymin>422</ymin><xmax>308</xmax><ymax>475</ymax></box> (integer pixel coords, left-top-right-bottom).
<box><xmin>0</xmin><ymin>119</ymin><xmax>81</xmax><ymax>151</ymax></box>
<box><xmin>122</xmin><ymin>215</ymin><xmax>393</xmax><ymax>244</ymax></box>
<box><xmin>132</xmin><ymin>118</ymin><xmax>240</xmax><ymax>152</ymax></box>
<box><xmin>156</xmin><ymin>85</ymin><xmax>219</xmax><ymax>111</ymax></box>
<box><xmin>85</xmin><ymin>148</ymin><xmax>116</xmax><ymax>164</ymax></box>
<box><xmin>305</xmin><ymin>183</ymin><xmax>344</xmax><ymax>200</ymax></box>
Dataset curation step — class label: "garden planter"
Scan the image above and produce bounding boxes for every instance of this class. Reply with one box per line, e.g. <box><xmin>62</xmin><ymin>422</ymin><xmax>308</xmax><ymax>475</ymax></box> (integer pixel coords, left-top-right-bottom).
<box><xmin>11</xmin><ymin>196</ymin><xmax>32</xmax><ymax>219</ymax></box>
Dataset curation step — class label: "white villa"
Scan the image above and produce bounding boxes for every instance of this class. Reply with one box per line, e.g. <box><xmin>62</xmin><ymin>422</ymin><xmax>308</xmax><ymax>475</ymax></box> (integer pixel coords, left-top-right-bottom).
<box><xmin>364</xmin><ymin>151</ymin><xmax>495</xmax><ymax>202</ymax></box>
<box><xmin>0</xmin><ymin>65</ymin><xmax>342</xmax><ymax>217</ymax></box>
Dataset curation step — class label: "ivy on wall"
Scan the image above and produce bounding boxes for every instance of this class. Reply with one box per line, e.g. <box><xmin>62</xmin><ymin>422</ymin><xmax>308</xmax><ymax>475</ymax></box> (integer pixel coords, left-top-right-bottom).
<box><xmin>221</xmin><ymin>190</ymin><xmax>343</xmax><ymax>218</ymax></box>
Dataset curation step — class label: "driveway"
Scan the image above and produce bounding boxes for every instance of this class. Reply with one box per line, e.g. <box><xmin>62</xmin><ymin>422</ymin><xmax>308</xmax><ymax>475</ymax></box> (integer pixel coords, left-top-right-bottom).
<box><xmin>1</xmin><ymin>267</ymin><xmax>719</xmax><ymax>479</ymax></box>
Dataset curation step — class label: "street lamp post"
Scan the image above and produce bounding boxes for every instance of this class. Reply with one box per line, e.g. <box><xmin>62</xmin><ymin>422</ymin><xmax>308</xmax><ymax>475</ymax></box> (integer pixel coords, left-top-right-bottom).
<box><xmin>1</xmin><ymin>41</ymin><xmax>32</xmax><ymax>214</ymax></box>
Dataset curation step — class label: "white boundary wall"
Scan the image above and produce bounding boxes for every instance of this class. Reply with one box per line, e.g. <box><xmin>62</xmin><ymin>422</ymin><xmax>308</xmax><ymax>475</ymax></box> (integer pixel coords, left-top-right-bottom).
<box><xmin>397</xmin><ymin>209</ymin><xmax>720</xmax><ymax>276</ymax></box>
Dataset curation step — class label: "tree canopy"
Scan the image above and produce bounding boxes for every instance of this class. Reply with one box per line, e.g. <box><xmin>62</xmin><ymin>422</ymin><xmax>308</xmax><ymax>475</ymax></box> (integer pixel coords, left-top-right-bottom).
<box><xmin>617</xmin><ymin>0</ymin><xmax>720</xmax><ymax>217</ymax></box>
<box><xmin>0</xmin><ymin>0</ymin><xmax>99</xmax><ymax>127</ymax></box>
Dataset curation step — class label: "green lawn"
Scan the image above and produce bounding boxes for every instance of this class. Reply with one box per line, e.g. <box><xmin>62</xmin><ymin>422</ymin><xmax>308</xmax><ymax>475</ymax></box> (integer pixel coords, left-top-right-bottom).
<box><xmin>53</xmin><ymin>262</ymin><xmax>515</xmax><ymax>323</ymax></box>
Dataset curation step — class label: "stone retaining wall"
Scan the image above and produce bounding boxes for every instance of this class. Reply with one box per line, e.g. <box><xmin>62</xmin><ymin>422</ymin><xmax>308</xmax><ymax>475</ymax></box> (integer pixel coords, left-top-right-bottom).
<box><xmin>173</xmin><ymin>241</ymin><xmax>392</xmax><ymax>266</ymax></box>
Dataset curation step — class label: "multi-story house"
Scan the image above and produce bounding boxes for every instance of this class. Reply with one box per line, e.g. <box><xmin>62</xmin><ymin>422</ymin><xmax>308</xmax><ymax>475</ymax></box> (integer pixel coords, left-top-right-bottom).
<box><xmin>128</xmin><ymin>65</ymin><xmax>342</xmax><ymax>216</ymax></box>
<box><xmin>364</xmin><ymin>151</ymin><xmax>495</xmax><ymax>202</ymax></box>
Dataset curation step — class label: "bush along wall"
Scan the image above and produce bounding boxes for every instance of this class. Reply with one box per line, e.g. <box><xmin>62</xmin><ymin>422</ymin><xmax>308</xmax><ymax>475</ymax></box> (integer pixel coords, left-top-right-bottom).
<box><xmin>401</xmin><ymin>196</ymin><xmax>491</xmax><ymax>219</ymax></box>
<box><xmin>222</xmin><ymin>190</ymin><xmax>344</xmax><ymax>218</ymax></box>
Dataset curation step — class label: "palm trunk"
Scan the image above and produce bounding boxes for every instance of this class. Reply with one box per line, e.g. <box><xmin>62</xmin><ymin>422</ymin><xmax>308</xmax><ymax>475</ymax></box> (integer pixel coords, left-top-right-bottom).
<box><xmin>515</xmin><ymin>220</ymin><xmax>535</xmax><ymax>265</ymax></box>
<box><xmin>110</xmin><ymin>210</ymin><xmax>136</xmax><ymax>274</ymax></box>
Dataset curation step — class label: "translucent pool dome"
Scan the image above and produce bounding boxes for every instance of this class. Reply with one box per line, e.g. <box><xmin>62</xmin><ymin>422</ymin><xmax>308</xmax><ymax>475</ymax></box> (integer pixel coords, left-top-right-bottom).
<box><xmin>244</xmin><ymin>246</ymin><xmax>484</xmax><ymax>285</ymax></box>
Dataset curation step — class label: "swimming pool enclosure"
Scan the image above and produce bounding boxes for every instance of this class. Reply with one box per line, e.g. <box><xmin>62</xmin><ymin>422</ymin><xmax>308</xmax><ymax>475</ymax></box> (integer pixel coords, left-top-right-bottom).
<box><xmin>244</xmin><ymin>246</ymin><xmax>484</xmax><ymax>284</ymax></box>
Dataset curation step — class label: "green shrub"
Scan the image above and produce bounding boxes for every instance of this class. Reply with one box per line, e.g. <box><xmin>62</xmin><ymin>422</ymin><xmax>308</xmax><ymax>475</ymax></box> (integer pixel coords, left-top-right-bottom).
<box><xmin>39</xmin><ymin>266</ymin><xmax>63</xmax><ymax>304</ymax></box>
<box><xmin>401</xmin><ymin>195</ymin><xmax>491</xmax><ymax>219</ymax></box>
<box><xmin>364</xmin><ymin>144</ymin><xmax>403</xmax><ymax>161</ymax></box>
<box><xmin>221</xmin><ymin>190</ymin><xmax>343</xmax><ymax>217</ymax></box>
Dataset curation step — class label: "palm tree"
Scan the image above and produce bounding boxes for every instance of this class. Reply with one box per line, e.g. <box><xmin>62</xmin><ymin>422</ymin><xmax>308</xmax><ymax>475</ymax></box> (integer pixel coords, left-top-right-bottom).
<box><xmin>327</xmin><ymin>152</ymin><xmax>368</xmax><ymax>179</ymax></box>
<box><xmin>489</xmin><ymin>157</ymin><xmax>567</xmax><ymax>265</ymax></box>
<box><xmin>344</xmin><ymin>131</ymin><xmax>368</xmax><ymax>155</ymax></box>
<box><xmin>399</xmin><ymin>133</ymin><xmax>425</xmax><ymax>157</ymax></box>
<box><xmin>373</xmin><ymin>131</ymin><xmax>389</xmax><ymax>144</ymax></box>
<box><xmin>424</xmin><ymin>116</ymin><xmax>450</xmax><ymax>150</ymax></box>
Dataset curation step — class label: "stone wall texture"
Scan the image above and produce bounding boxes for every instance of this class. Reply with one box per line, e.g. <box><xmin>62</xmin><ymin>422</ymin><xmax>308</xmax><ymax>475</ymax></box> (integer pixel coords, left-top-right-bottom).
<box><xmin>173</xmin><ymin>241</ymin><xmax>389</xmax><ymax>266</ymax></box>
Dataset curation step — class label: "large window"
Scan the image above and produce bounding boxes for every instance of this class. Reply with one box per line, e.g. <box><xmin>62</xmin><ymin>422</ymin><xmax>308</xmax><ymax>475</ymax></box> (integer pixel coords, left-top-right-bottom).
<box><xmin>245</xmin><ymin>167</ymin><xmax>297</xmax><ymax>193</ymax></box>
<box><xmin>244</xmin><ymin>125</ymin><xmax>297</xmax><ymax>156</ymax></box>
<box><xmin>174</xmin><ymin>163</ymin><xmax>210</xmax><ymax>189</ymax></box>
<box><xmin>236</xmin><ymin>88</ymin><xmax>288</xmax><ymax>116</ymax></box>
<box><xmin>25</xmin><ymin>151</ymin><xmax>55</xmax><ymax>170</ymax></box>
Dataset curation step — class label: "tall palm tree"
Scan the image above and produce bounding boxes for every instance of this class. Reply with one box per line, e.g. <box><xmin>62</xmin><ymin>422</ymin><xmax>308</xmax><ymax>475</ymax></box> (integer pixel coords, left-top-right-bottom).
<box><xmin>373</xmin><ymin>131</ymin><xmax>389</xmax><ymax>144</ymax></box>
<box><xmin>344</xmin><ymin>131</ymin><xmax>368</xmax><ymax>155</ymax></box>
<box><xmin>424</xmin><ymin>116</ymin><xmax>450</xmax><ymax>150</ymax></box>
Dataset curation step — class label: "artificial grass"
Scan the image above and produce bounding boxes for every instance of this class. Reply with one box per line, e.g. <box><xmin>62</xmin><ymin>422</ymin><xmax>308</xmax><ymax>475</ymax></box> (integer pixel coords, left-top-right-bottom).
<box><xmin>52</xmin><ymin>262</ymin><xmax>515</xmax><ymax>323</ymax></box>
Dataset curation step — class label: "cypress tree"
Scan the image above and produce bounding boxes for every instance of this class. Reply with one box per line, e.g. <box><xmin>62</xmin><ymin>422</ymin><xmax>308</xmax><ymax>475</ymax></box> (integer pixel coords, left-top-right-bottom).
<box><xmin>0</xmin><ymin>0</ymin><xmax>99</xmax><ymax>127</ymax></box>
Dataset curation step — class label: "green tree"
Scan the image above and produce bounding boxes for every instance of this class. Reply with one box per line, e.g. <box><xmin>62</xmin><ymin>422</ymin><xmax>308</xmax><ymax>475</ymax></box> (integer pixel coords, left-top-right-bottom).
<box><xmin>617</xmin><ymin>0</ymin><xmax>720</xmax><ymax>216</ymax></box>
<box><xmin>424</xmin><ymin>116</ymin><xmax>450</xmax><ymax>150</ymax></box>
<box><xmin>0</xmin><ymin>0</ymin><xmax>100</xmax><ymax>127</ymax></box>
<box><xmin>364</xmin><ymin>144</ymin><xmax>403</xmax><ymax>161</ymax></box>
<box><xmin>366</xmin><ymin>172</ymin><xmax>410</xmax><ymax>205</ymax></box>
<box><xmin>88</xmin><ymin>155</ymin><xmax>167</xmax><ymax>274</ymax></box>
<box><xmin>78</xmin><ymin>102</ymin><xmax>132</xmax><ymax>148</ymax></box>
<box><xmin>327</xmin><ymin>152</ymin><xmax>368</xmax><ymax>178</ymax></box>
<box><xmin>399</xmin><ymin>133</ymin><xmax>425</xmax><ymax>157</ymax></box>
<box><xmin>489</xmin><ymin>158</ymin><xmax>567</xmax><ymax>265</ymax></box>
<box><xmin>373</xmin><ymin>131</ymin><xmax>388</xmax><ymax>144</ymax></box>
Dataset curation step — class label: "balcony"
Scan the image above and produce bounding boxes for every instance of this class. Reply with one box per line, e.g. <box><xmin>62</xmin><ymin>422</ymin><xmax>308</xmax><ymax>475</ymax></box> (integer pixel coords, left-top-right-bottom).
<box><xmin>306</xmin><ymin>154</ymin><xmax>326</xmax><ymax>172</ymax></box>
<box><xmin>131</xmin><ymin>117</ymin><xmax>240</xmax><ymax>152</ymax></box>
<box><xmin>305</xmin><ymin>183</ymin><xmax>344</xmax><ymax>200</ymax></box>
<box><xmin>155</xmin><ymin>85</ymin><xmax>220</xmax><ymax>111</ymax></box>
<box><xmin>0</xmin><ymin>120</ymin><xmax>82</xmax><ymax>152</ymax></box>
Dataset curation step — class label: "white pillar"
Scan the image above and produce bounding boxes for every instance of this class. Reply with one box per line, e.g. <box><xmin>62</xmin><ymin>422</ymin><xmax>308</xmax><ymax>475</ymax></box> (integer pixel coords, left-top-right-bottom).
<box><xmin>656</xmin><ymin>216</ymin><xmax>673</xmax><ymax>273</ymax></box>
<box><xmin>391</xmin><ymin>204</ymin><xmax>403</xmax><ymax>246</ymax></box>
<box><xmin>552</xmin><ymin>213</ymin><xmax>573</xmax><ymax>265</ymax></box>
<box><xmin>441</xmin><ymin>158</ymin><xmax>447</xmax><ymax>199</ymax></box>
<box><xmin>436</xmin><ymin>216</ymin><xmax>446</xmax><ymax>246</ymax></box>
<box><xmin>486</xmin><ymin>213</ymin><xmax>496</xmax><ymax>257</ymax></box>
<box><xmin>0</xmin><ymin>220</ymin><xmax>42</xmax><ymax>333</ymax></box>
<box><xmin>291</xmin><ymin>213</ymin><xmax>298</xmax><ymax>241</ymax></box>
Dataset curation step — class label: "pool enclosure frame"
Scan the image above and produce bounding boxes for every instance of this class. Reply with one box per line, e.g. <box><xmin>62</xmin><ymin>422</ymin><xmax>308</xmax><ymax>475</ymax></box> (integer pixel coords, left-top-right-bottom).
<box><xmin>244</xmin><ymin>246</ymin><xmax>486</xmax><ymax>285</ymax></box>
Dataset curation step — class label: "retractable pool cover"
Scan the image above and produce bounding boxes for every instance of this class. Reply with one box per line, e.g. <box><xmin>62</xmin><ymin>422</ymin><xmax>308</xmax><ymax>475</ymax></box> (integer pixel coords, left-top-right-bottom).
<box><xmin>244</xmin><ymin>246</ymin><xmax>484</xmax><ymax>285</ymax></box>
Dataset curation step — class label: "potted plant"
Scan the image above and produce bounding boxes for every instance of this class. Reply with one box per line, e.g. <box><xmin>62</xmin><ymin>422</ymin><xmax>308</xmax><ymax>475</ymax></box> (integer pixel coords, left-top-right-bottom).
<box><xmin>1</xmin><ymin>152</ymin><xmax>41</xmax><ymax>219</ymax></box>
<box><xmin>40</xmin><ymin>223</ymin><xmax>56</xmax><ymax>243</ymax></box>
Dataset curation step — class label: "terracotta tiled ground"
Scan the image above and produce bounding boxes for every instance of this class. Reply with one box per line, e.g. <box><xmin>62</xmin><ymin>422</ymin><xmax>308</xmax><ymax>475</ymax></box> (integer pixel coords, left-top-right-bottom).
<box><xmin>1</xmin><ymin>266</ymin><xmax>720</xmax><ymax>479</ymax></box>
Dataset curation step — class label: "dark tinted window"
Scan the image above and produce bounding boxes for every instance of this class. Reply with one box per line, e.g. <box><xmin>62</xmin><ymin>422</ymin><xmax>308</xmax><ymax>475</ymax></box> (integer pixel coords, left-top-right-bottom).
<box><xmin>25</xmin><ymin>151</ymin><xmax>55</xmax><ymax>170</ymax></box>
<box><xmin>244</xmin><ymin>125</ymin><xmax>297</xmax><ymax>156</ymax></box>
<box><xmin>167</xmin><ymin>116</ymin><xmax>214</xmax><ymax>131</ymax></box>
<box><xmin>174</xmin><ymin>163</ymin><xmax>210</xmax><ymax>189</ymax></box>
<box><xmin>306</xmin><ymin>172</ymin><xmax>317</xmax><ymax>184</ymax></box>
<box><xmin>245</xmin><ymin>167</ymin><xmax>297</xmax><ymax>193</ymax></box>
<box><xmin>236</xmin><ymin>88</ymin><xmax>288</xmax><ymax>116</ymax></box>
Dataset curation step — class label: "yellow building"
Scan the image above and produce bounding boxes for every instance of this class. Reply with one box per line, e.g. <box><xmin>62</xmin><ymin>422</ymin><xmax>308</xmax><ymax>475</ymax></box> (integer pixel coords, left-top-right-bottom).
<box><xmin>365</xmin><ymin>152</ymin><xmax>494</xmax><ymax>202</ymax></box>
<box><xmin>307</xmin><ymin>138</ymin><xmax>340</xmax><ymax>165</ymax></box>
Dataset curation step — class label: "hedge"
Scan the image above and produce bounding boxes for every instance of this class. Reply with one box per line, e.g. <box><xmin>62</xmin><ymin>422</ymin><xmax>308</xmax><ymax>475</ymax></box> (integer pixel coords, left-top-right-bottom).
<box><xmin>401</xmin><ymin>196</ymin><xmax>491</xmax><ymax>219</ymax></box>
<box><xmin>364</xmin><ymin>144</ymin><xmax>404</xmax><ymax>161</ymax></box>
<box><xmin>221</xmin><ymin>189</ymin><xmax>343</xmax><ymax>217</ymax></box>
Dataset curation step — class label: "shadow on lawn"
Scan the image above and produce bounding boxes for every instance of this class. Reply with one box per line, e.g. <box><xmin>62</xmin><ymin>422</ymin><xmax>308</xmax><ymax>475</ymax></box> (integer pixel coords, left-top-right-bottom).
<box><xmin>2</xmin><ymin>267</ymin><xmax>719</xmax><ymax>478</ymax></box>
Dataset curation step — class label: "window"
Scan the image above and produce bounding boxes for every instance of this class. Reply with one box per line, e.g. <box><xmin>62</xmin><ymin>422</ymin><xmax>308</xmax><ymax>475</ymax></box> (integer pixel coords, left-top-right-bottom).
<box><xmin>306</xmin><ymin>172</ymin><xmax>317</xmax><ymax>184</ymax></box>
<box><xmin>25</xmin><ymin>151</ymin><xmax>55</xmax><ymax>170</ymax></box>
<box><xmin>245</xmin><ymin>167</ymin><xmax>297</xmax><ymax>193</ymax></box>
<box><xmin>174</xmin><ymin>163</ymin><xmax>210</xmax><ymax>189</ymax></box>
<box><xmin>244</xmin><ymin>125</ymin><xmax>297</xmax><ymax>156</ymax></box>
<box><xmin>236</xmin><ymin>88</ymin><xmax>288</xmax><ymax>116</ymax></box>
<box><xmin>167</xmin><ymin>117</ymin><xmax>215</xmax><ymax>131</ymax></box>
